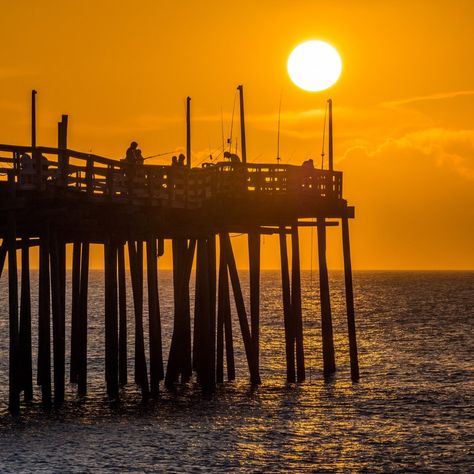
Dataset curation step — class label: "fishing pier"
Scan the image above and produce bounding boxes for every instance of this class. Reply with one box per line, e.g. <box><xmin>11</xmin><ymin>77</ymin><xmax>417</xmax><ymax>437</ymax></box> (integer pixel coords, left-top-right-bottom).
<box><xmin>0</xmin><ymin>91</ymin><xmax>359</xmax><ymax>414</ymax></box>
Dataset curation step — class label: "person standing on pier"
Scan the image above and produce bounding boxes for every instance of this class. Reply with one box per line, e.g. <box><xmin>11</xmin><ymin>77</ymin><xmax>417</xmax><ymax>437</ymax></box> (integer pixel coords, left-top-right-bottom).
<box><xmin>125</xmin><ymin>141</ymin><xmax>141</xmax><ymax>164</ymax></box>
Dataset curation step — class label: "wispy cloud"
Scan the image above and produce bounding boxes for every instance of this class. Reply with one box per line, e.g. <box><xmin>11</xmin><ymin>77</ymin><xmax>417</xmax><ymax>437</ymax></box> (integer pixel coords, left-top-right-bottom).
<box><xmin>380</xmin><ymin>90</ymin><xmax>474</xmax><ymax>109</ymax></box>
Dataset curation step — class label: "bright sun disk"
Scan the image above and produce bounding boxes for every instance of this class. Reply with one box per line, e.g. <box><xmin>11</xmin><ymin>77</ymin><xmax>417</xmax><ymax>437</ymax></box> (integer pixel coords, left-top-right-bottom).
<box><xmin>288</xmin><ymin>40</ymin><xmax>342</xmax><ymax>92</ymax></box>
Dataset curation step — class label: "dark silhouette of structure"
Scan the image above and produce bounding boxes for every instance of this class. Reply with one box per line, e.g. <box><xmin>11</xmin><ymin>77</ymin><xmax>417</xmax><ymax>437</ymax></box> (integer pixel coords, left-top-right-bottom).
<box><xmin>0</xmin><ymin>90</ymin><xmax>359</xmax><ymax>414</ymax></box>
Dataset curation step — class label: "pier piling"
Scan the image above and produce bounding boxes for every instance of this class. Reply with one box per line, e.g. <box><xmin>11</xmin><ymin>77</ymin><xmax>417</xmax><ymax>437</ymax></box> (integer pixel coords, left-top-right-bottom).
<box><xmin>317</xmin><ymin>218</ymin><xmax>336</xmax><ymax>377</ymax></box>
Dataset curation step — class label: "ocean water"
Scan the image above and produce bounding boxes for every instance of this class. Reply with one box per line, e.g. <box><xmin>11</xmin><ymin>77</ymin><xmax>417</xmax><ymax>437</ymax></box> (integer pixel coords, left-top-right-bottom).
<box><xmin>0</xmin><ymin>270</ymin><xmax>472</xmax><ymax>472</ymax></box>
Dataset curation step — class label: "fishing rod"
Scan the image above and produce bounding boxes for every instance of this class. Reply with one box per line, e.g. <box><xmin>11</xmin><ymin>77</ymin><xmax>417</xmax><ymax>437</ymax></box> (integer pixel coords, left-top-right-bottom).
<box><xmin>142</xmin><ymin>150</ymin><xmax>178</xmax><ymax>160</ymax></box>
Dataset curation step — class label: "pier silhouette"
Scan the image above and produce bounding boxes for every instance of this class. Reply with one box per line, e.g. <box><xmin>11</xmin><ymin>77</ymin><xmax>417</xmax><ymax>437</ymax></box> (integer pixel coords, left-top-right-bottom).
<box><xmin>0</xmin><ymin>90</ymin><xmax>359</xmax><ymax>414</ymax></box>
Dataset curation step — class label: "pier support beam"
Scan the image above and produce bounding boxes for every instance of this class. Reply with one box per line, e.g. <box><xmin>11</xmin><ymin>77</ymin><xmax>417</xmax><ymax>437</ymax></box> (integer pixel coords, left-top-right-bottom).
<box><xmin>118</xmin><ymin>243</ymin><xmax>128</xmax><ymax>386</ymax></box>
<box><xmin>193</xmin><ymin>237</ymin><xmax>216</xmax><ymax>390</ymax></box>
<box><xmin>291</xmin><ymin>226</ymin><xmax>305</xmax><ymax>382</ymax></box>
<box><xmin>104</xmin><ymin>241</ymin><xmax>119</xmax><ymax>401</ymax></box>
<box><xmin>248</xmin><ymin>231</ymin><xmax>261</xmax><ymax>381</ymax></box>
<box><xmin>128</xmin><ymin>240</ymin><xmax>149</xmax><ymax>397</ymax></box>
<box><xmin>217</xmin><ymin>235</ymin><xmax>235</xmax><ymax>382</ymax></box>
<box><xmin>70</xmin><ymin>242</ymin><xmax>81</xmax><ymax>384</ymax></box>
<box><xmin>19</xmin><ymin>237</ymin><xmax>33</xmax><ymax>402</ymax></box>
<box><xmin>317</xmin><ymin>218</ymin><xmax>336</xmax><ymax>377</ymax></box>
<box><xmin>342</xmin><ymin>217</ymin><xmax>360</xmax><ymax>381</ymax></box>
<box><xmin>51</xmin><ymin>230</ymin><xmax>65</xmax><ymax>405</ymax></box>
<box><xmin>221</xmin><ymin>232</ymin><xmax>260</xmax><ymax>384</ymax></box>
<box><xmin>7</xmin><ymin>216</ymin><xmax>20</xmax><ymax>413</ymax></box>
<box><xmin>78</xmin><ymin>242</ymin><xmax>89</xmax><ymax>396</ymax></box>
<box><xmin>279</xmin><ymin>229</ymin><xmax>295</xmax><ymax>383</ymax></box>
<box><xmin>166</xmin><ymin>238</ymin><xmax>195</xmax><ymax>388</ymax></box>
<box><xmin>147</xmin><ymin>237</ymin><xmax>163</xmax><ymax>396</ymax></box>
<box><xmin>37</xmin><ymin>227</ymin><xmax>52</xmax><ymax>407</ymax></box>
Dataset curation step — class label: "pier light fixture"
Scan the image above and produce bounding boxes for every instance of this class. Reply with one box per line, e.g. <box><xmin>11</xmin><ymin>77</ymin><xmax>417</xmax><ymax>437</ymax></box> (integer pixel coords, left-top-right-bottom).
<box><xmin>287</xmin><ymin>40</ymin><xmax>342</xmax><ymax>92</ymax></box>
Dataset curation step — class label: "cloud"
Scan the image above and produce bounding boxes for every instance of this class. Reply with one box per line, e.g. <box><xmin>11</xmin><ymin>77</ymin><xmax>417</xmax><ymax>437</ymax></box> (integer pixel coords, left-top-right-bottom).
<box><xmin>380</xmin><ymin>90</ymin><xmax>474</xmax><ymax>109</ymax></box>
<box><xmin>341</xmin><ymin>127</ymin><xmax>474</xmax><ymax>181</ymax></box>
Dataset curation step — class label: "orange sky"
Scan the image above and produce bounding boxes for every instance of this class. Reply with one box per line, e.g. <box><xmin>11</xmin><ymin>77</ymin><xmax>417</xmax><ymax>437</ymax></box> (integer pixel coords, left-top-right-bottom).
<box><xmin>1</xmin><ymin>0</ymin><xmax>473</xmax><ymax>269</ymax></box>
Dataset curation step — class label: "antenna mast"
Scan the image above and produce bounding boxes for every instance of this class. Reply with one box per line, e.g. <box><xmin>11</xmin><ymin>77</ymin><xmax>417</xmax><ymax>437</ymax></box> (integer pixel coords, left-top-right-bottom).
<box><xmin>328</xmin><ymin>98</ymin><xmax>334</xmax><ymax>171</ymax></box>
<box><xmin>237</xmin><ymin>85</ymin><xmax>247</xmax><ymax>163</ymax></box>
<box><xmin>186</xmin><ymin>96</ymin><xmax>191</xmax><ymax>168</ymax></box>
<box><xmin>277</xmin><ymin>93</ymin><xmax>282</xmax><ymax>164</ymax></box>
<box><xmin>31</xmin><ymin>90</ymin><xmax>37</xmax><ymax>148</ymax></box>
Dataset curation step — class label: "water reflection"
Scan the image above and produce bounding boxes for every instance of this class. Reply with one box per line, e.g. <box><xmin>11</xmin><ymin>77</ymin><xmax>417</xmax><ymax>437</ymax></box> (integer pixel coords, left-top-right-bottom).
<box><xmin>0</xmin><ymin>271</ymin><xmax>472</xmax><ymax>472</ymax></box>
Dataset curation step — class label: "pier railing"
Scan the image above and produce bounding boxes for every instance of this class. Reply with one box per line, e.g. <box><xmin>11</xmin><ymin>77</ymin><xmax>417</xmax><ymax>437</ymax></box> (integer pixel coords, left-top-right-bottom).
<box><xmin>0</xmin><ymin>145</ymin><xmax>343</xmax><ymax>207</ymax></box>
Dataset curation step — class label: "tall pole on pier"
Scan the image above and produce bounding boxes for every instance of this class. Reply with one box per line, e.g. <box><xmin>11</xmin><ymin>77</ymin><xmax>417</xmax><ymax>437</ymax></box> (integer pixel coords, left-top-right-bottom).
<box><xmin>237</xmin><ymin>85</ymin><xmax>247</xmax><ymax>163</ymax></box>
<box><xmin>186</xmin><ymin>97</ymin><xmax>191</xmax><ymax>168</ymax></box>
<box><xmin>31</xmin><ymin>90</ymin><xmax>37</xmax><ymax>149</ymax></box>
<box><xmin>328</xmin><ymin>98</ymin><xmax>333</xmax><ymax>171</ymax></box>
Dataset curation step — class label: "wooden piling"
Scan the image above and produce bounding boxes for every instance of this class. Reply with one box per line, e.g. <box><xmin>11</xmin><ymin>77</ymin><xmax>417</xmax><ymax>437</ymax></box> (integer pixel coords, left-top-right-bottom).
<box><xmin>104</xmin><ymin>241</ymin><xmax>119</xmax><ymax>400</ymax></box>
<box><xmin>317</xmin><ymin>218</ymin><xmax>336</xmax><ymax>376</ymax></box>
<box><xmin>167</xmin><ymin>238</ymin><xmax>195</xmax><ymax>387</ymax></box>
<box><xmin>19</xmin><ymin>237</ymin><xmax>33</xmax><ymax>402</ymax></box>
<box><xmin>207</xmin><ymin>235</ymin><xmax>217</xmax><ymax>388</ymax></box>
<box><xmin>342</xmin><ymin>217</ymin><xmax>360</xmax><ymax>381</ymax></box>
<box><xmin>70</xmin><ymin>242</ymin><xmax>81</xmax><ymax>383</ymax></box>
<box><xmin>7</xmin><ymin>212</ymin><xmax>20</xmax><ymax>413</ymax></box>
<box><xmin>248</xmin><ymin>231</ymin><xmax>261</xmax><ymax>381</ymax></box>
<box><xmin>217</xmin><ymin>236</ymin><xmax>235</xmax><ymax>382</ymax></box>
<box><xmin>118</xmin><ymin>243</ymin><xmax>128</xmax><ymax>386</ymax></box>
<box><xmin>50</xmin><ymin>230</ymin><xmax>65</xmax><ymax>405</ymax></box>
<box><xmin>77</xmin><ymin>242</ymin><xmax>89</xmax><ymax>396</ymax></box>
<box><xmin>221</xmin><ymin>232</ymin><xmax>260</xmax><ymax>384</ymax></box>
<box><xmin>37</xmin><ymin>227</ymin><xmax>52</xmax><ymax>407</ymax></box>
<box><xmin>291</xmin><ymin>225</ymin><xmax>305</xmax><ymax>382</ymax></box>
<box><xmin>147</xmin><ymin>237</ymin><xmax>163</xmax><ymax>396</ymax></box>
<box><xmin>279</xmin><ymin>229</ymin><xmax>296</xmax><ymax>383</ymax></box>
<box><xmin>194</xmin><ymin>237</ymin><xmax>215</xmax><ymax>390</ymax></box>
<box><xmin>128</xmin><ymin>240</ymin><xmax>149</xmax><ymax>397</ymax></box>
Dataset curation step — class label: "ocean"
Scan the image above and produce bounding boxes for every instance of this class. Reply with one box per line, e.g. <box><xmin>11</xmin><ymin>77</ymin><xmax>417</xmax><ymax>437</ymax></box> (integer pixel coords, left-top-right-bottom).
<box><xmin>0</xmin><ymin>270</ymin><xmax>472</xmax><ymax>472</ymax></box>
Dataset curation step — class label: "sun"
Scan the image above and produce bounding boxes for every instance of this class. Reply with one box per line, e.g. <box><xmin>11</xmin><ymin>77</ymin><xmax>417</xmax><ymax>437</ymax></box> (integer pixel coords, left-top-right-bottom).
<box><xmin>288</xmin><ymin>40</ymin><xmax>342</xmax><ymax>92</ymax></box>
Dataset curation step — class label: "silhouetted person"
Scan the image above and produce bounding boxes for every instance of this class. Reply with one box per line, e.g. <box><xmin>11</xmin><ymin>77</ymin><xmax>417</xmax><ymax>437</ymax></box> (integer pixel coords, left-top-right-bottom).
<box><xmin>171</xmin><ymin>155</ymin><xmax>178</xmax><ymax>166</ymax></box>
<box><xmin>20</xmin><ymin>153</ymin><xmax>34</xmax><ymax>186</ymax></box>
<box><xmin>125</xmin><ymin>141</ymin><xmax>140</xmax><ymax>164</ymax></box>
<box><xmin>224</xmin><ymin>151</ymin><xmax>241</xmax><ymax>163</ymax></box>
<box><xmin>178</xmin><ymin>154</ymin><xmax>186</xmax><ymax>166</ymax></box>
<box><xmin>124</xmin><ymin>141</ymin><xmax>142</xmax><ymax>185</ymax></box>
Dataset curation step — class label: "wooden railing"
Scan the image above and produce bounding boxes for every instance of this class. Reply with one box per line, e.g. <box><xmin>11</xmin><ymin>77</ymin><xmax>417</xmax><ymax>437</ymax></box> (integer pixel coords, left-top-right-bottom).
<box><xmin>0</xmin><ymin>144</ymin><xmax>343</xmax><ymax>208</ymax></box>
